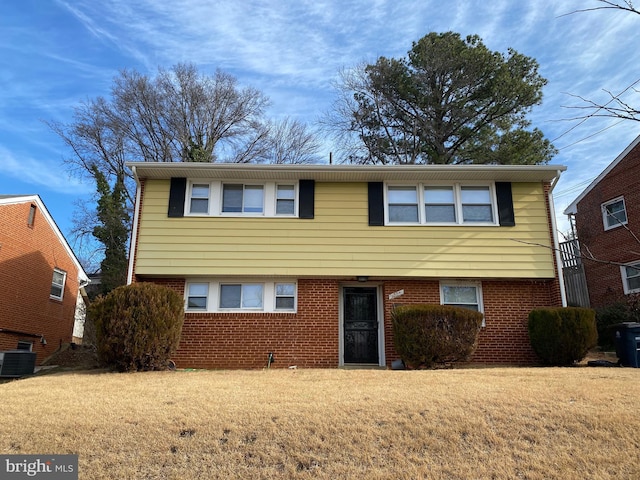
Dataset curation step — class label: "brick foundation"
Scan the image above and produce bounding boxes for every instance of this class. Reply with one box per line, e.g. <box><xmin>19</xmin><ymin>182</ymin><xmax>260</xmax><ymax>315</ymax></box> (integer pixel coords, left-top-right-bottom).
<box><xmin>143</xmin><ymin>276</ymin><xmax>561</xmax><ymax>369</ymax></box>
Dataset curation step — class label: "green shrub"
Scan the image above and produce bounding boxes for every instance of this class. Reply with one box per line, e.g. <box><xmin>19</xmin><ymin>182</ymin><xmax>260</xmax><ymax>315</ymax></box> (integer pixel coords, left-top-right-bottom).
<box><xmin>595</xmin><ymin>302</ymin><xmax>629</xmax><ymax>351</ymax></box>
<box><xmin>528</xmin><ymin>307</ymin><xmax>597</xmax><ymax>366</ymax></box>
<box><xmin>392</xmin><ymin>304</ymin><xmax>484</xmax><ymax>368</ymax></box>
<box><xmin>90</xmin><ymin>282</ymin><xmax>185</xmax><ymax>372</ymax></box>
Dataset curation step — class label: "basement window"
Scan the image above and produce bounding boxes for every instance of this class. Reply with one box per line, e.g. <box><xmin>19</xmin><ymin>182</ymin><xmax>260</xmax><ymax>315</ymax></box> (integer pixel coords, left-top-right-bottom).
<box><xmin>440</xmin><ymin>281</ymin><xmax>485</xmax><ymax>326</ymax></box>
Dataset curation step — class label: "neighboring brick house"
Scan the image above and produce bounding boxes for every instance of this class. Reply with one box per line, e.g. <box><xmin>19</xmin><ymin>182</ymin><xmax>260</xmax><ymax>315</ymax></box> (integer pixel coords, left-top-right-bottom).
<box><xmin>128</xmin><ymin>162</ymin><xmax>567</xmax><ymax>368</ymax></box>
<box><xmin>0</xmin><ymin>195</ymin><xmax>89</xmax><ymax>364</ymax></box>
<box><xmin>564</xmin><ymin>134</ymin><xmax>640</xmax><ymax>308</ymax></box>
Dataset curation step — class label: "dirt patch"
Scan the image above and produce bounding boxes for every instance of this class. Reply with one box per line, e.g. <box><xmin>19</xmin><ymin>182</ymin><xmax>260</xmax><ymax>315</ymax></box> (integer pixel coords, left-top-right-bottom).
<box><xmin>40</xmin><ymin>343</ymin><xmax>100</xmax><ymax>370</ymax></box>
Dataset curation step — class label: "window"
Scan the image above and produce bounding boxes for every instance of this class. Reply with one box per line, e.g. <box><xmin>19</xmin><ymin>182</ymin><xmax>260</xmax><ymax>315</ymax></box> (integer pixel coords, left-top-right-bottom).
<box><xmin>425</xmin><ymin>186</ymin><xmax>456</xmax><ymax>223</ymax></box>
<box><xmin>388</xmin><ymin>186</ymin><xmax>419</xmax><ymax>223</ymax></box>
<box><xmin>602</xmin><ymin>197</ymin><xmax>627</xmax><ymax>230</ymax></box>
<box><xmin>461</xmin><ymin>186</ymin><xmax>493</xmax><ymax>223</ymax></box>
<box><xmin>50</xmin><ymin>268</ymin><xmax>66</xmax><ymax>300</ymax></box>
<box><xmin>440</xmin><ymin>282</ymin><xmax>484</xmax><ymax>326</ymax></box>
<box><xmin>222</xmin><ymin>184</ymin><xmax>264</xmax><ymax>214</ymax></box>
<box><xmin>621</xmin><ymin>262</ymin><xmax>640</xmax><ymax>294</ymax></box>
<box><xmin>275</xmin><ymin>283</ymin><xmax>296</xmax><ymax>310</ymax></box>
<box><xmin>220</xmin><ymin>283</ymin><xmax>264</xmax><ymax>309</ymax></box>
<box><xmin>276</xmin><ymin>185</ymin><xmax>296</xmax><ymax>215</ymax></box>
<box><xmin>189</xmin><ymin>184</ymin><xmax>210</xmax><ymax>214</ymax></box>
<box><xmin>184</xmin><ymin>280</ymin><xmax>297</xmax><ymax>312</ymax></box>
<box><xmin>184</xmin><ymin>181</ymin><xmax>302</xmax><ymax>217</ymax></box>
<box><xmin>386</xmin><ymin>184</ymin><xmax>497</xmax><ymax>225</ymax></box>
<box><xmin>187</xmin><ymin>283</ymin><xmax>208</xmax><ymax>310</ymax></box>
<box><xmin>27</xmin><ymin>204</ymin><xmax>36</xmax><ymax>227</ymax></box>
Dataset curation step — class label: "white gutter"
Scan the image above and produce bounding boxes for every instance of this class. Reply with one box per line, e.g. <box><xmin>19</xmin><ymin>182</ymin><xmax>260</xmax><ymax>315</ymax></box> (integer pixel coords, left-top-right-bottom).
<box><xmin>548</xmin><ymin>169</ymin><xmax>568</xmax><ymax>307</ymax></box>
<box><xmin>126</xmin><ymin>165</ymin><xmax>142</xmax><ymax>285</ymax></box>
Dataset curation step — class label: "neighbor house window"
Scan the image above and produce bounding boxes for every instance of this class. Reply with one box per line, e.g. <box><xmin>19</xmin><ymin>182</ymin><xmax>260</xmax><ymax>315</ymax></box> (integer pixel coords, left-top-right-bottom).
<box><xmin>50</xmin><ymin>268</ymin><xmax>66</xmax><ymax>301</ymax></box>
<box><xmin>388</xmin><ymin>186</ymin><xmax>419</xmax><ymax>223</ymax></box>
<box><xmin>275</xmin><ymin>283</ymin><xmax>296</xmax><ymax>310</ymax></box>
<box><xmin>276</xmin><ymin>185</ymin><xmax>296</xmax><ymax>215</ymax></box>
<box><xmin>186</xmin><ymin>283</ymin><xmax>209</xmax><ymax>310</ymax></box>
<box><xmin>27</xmin><ymin>204</ymin><xmax>37</xmax><ymax>227</ymax></box>
<box><xmin>440</xmin><ymin>281</ymin><xmax>484</xmax><ymax>326</ymax></box>
<box><xmin>220</xmin><ymin>283</ymin><xmax>264</xmax><ymax>309</ymax></box>
<box><xmin>189</xmin><ymin>184</ymin><xmax>210</xmax><ymax>214</ymax></box>
<box><xmin>602</xmin><ymin>197</ymin><xmax>627</xmax><ymax>230</ymax></box>
<box><xmin>222</xmin><ymin>184</ymin><xmax>264</xmax><ymax>214</ymax></box>
<box><xmin>621</xmin><ymin>262</ymin><xmax>640</xmax><ymax>294</ymax></box>
<box><xmin>386</xmin><ymin>184</ymin><xmax>497</xmax><ymax>225</ymax></box>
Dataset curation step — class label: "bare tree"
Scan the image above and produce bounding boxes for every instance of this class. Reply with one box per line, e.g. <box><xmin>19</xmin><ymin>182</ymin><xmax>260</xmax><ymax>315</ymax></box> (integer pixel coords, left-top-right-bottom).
<box><xmin>562</xmin><ymin>1</ymin><xmax>640</xmax><ymax>123</ymax></box>
<box><xmin>260</xmin><ymin>117</ymin><xmax>322</xmax><ymax>164</ymax></box>
<box><xmin>563</xmin><ymin>0</ymin><xmax>640</xmax><ymax>16</ymax></box>
<box><xmin>49</xmin><ymin>63</ymin><xmax>321</xmax><ymax>280</ymax></box>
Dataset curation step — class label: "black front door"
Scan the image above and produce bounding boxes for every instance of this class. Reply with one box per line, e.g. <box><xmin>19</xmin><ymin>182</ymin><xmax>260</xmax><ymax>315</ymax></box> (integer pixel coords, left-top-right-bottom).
<box><xmin>343</xmin><ymin>287</ymin><xmax>379</xmax><ymax>364</ymax></box>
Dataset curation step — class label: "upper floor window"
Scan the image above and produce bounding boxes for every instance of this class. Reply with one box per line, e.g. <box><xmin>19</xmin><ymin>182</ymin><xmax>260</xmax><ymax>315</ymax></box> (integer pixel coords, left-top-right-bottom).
<box><xmin>602</xmin><ymin>196</ymin><xmax>627</xmax><ymax>230</ymax></box>
<box><xmin>386</xmin><ymin>183</ymin><xmax>497</xmax><ymax>225</ymax></box>
<box><xmin>222</xmin><ymin>184</ymin><xmax>264</xmax><ymax>214</ymax></box>
<box><xmin>185</xmin><ymin>181</ymin><xmax>298</xmax><ymax>217</ymax></box>
<box><xmin>276</xmin><ymin>185</ymin><xmax>296</xmax><ymax>215</ymax></box>
<box><xmin>189</xmin><ymin>184</ymin><xmax>210</xmax><ymax>214</ymax></box>
<box><xmin>621</xmin><ymin>262</ymin><xmax>640</xmax><ymax>294</ymax></box>
<box><xmin>50</xmin><ymin>268</ymin><xmax>66</xmax><ymax>301</ymax></box>
<box><xmin>388</xmin><ymin>186</ymin><xmax>419</xmax><ymax>223</ymax></box>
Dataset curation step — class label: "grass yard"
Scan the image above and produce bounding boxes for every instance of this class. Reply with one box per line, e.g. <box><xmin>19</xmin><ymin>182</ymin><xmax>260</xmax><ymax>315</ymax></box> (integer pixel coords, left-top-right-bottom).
<box><xmin>1</xmin><ymin>367</ymin><xmax>639</xmax><ymax>479</ymax></box>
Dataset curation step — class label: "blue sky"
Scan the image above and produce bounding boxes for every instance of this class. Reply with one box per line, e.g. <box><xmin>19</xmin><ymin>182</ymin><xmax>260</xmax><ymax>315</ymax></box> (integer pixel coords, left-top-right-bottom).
<box><xmin>1</xmin><ymin>0</ymin><xmax>640</xmax><ymax>263</ymax></box>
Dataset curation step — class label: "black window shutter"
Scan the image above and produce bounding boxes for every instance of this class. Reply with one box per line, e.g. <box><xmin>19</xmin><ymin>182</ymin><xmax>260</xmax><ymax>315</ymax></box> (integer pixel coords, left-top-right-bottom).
<box><xmin>495</xmin><ymin>182</ymin><xmax>515</xmax><ymax>226</ymax></box>
<box><xmin>168</xmin><ymin>177</ymin><xmax>187</xmax><ymax>218</ymax></box>
<box><xmin>368</xmin><ymin>182</ymin><xmax>384</xmax><ymax>226</ymax></box>
<box><xmin>299</xmin><ymin>180</ymin><xmax>315</xmax><ymax>219</ymax></box>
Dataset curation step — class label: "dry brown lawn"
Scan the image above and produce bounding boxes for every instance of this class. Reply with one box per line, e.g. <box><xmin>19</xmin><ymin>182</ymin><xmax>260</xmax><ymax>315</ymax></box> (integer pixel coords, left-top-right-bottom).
<box><xmin>1</xmin><ymin>366</ymin><xmax>639</xmax><ymax>479</ymax></box>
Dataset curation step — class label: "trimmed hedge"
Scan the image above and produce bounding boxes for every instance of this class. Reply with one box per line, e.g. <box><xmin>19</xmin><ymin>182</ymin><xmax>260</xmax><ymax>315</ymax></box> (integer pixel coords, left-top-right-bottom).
<box><xmin>90</xmin><ymin>282</ymin><xmax>185</xmax><ymax>372</ymax></box>
<box><xmin>392</xmin><ymin>304</ymin><xmax>484</xmax><ymax>368</ymax></box>
<box><xmin>528</xmin><ymin>307</ymin><xmax>597</xmax><ymax>366</ymax></box>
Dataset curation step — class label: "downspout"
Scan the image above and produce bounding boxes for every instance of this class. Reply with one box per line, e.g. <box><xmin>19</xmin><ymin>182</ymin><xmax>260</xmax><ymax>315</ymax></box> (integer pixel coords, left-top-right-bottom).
<box><xmin>548</xmin><ymin>170</ymin><xmax>568</xmax><ymax>307</ymax></box>
<box><xmin>126</xmin><ymin>165</ymin><xmax>142</xmax><ymax>285</ymax></box>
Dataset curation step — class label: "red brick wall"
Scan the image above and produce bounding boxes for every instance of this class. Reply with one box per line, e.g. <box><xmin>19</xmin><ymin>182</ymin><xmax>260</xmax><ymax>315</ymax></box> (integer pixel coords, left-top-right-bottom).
<box><xmin>0</xmin><ymin>201</ymin><xmax>81</xmax><ymax>364</ymax></box>
<box><xmin>575</xmin><ymin>142</ymin><xmax>640</xmax><ymax>308</ymax></box>
<box><xmin>172</xmin><ymin>279</ymin><xmax>339</xmax><ymax>369</ymax></box>
<box><xmin>148</xmin><ymin>276</ymin><xmax>559</xmax><ymax>369</ymax></box>
<box><xmin>383</xmin><ymin>279</ymin><xmax>558</xmax><ymax>365</ymax></box>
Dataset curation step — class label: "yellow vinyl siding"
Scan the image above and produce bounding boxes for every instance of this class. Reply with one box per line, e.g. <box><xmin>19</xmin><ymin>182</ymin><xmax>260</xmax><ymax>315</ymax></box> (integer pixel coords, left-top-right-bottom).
<box><xmin>134</xmin><ymin>180</ymin><xmax>555</xmax><ymax>278</ymax></box>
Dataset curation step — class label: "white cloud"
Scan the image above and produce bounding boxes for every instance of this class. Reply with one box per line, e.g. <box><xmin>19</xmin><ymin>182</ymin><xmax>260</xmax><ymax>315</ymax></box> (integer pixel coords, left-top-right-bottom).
<box><xmin>0</xmin><ymin>145</ymin><xmax>93</xmax><ymax>196</ymax></box>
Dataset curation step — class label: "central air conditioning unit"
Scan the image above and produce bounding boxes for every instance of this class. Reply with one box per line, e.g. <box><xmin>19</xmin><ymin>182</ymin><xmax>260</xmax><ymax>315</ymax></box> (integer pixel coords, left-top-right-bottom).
<box><xmin>0</xmin><ymin>350</ymin><xmax>37</xmax><ymax>377</ymax></box>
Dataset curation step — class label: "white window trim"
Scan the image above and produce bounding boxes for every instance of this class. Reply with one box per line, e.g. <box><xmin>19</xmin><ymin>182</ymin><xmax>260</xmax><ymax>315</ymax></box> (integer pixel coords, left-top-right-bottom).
<box><xmin>601</xmin><ymin>196</ymin><xmax>628</xmax><ymax>231</ymax></box>
<box><xmin>385</xmin><ymin>182</ymin><xmax>498</xmax><ymax>226</ymax></box>
<box><xmin>184</xmin><ymin>279</ymin><xmax>298</xmax><ymax>313</ymax></box>
<box><xmin>50</xmin><ymin>268</ymin><xmax>67</xmax><ymax>301</ymax></box>
<box><xmin>185</xmin><ymin>180</ymin><xmax>299</xmax><ymax>218</ymax></box>
<box><xmin>620</xmin><ymin>261</ymin><xmax>640</xmax><ymax>295</ymax></box>
<box><xmin>439</xmin><ymin>280</ymin><xmax>485</xmax><ymax>327</ymax></box>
